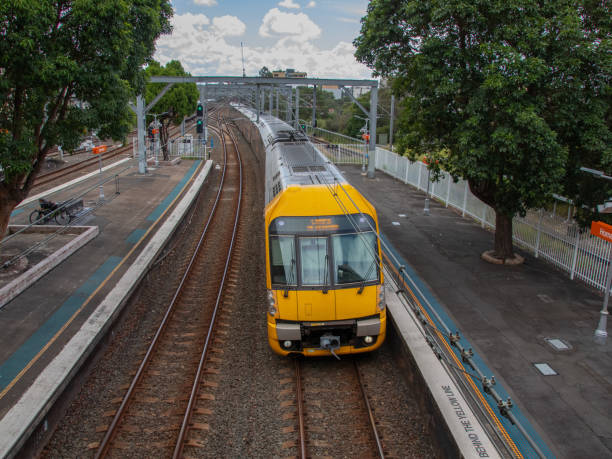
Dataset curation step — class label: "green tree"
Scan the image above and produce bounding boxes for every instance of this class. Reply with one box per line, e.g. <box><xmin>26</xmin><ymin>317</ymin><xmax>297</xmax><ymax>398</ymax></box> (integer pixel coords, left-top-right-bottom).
<box><xmin>259</xmin><ymin>66</ymin><xmax>273</xmax><ymax>78</ymax></box>
<box><xmin>0</xmin><ymin>0</ymin><xmax>172</xmax><ymax>237</ymax></box>
<box><xmin>355</xmin><ymin>0</ymin><xmax>611</xmax><ymax>261</ymax></box>
<box><xmin>145</xmin><ymin>61</ymin><xmax>198</xmax><ymax>160</ymax></box>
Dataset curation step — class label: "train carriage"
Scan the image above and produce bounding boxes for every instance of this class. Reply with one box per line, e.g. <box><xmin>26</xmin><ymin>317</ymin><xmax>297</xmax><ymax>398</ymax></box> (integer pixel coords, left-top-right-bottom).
<box><xmin>235</xmin><ymin>106</ymin><xmax>386</xmax><ymax>357</ymax></box>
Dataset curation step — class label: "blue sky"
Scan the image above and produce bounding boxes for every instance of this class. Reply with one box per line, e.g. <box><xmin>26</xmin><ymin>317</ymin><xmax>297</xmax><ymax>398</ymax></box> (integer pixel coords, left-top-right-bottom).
<box><xmin>154</xmin><ymin>0</ymin><xmax>372</xmax><ymax>78</ymax></box>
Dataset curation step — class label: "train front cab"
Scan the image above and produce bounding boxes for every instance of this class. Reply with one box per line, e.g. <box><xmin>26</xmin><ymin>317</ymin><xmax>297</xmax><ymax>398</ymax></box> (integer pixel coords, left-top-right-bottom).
<box><xmin>265</xmin><ymin>188</ymin><xmax>386</xmax><ymax>357</ymax></box>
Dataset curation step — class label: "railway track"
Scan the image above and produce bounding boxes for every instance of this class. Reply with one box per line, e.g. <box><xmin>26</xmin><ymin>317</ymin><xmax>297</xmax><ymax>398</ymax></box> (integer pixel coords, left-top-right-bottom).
<box><xmin>92</xmin><ymin>113</ymin><xmax>243</xmax><ymax>458</ymax></box>
<box><xmin>291</xmin><ymin>358</ymin><xmax>386</xmax><ymax>458</ymax></box>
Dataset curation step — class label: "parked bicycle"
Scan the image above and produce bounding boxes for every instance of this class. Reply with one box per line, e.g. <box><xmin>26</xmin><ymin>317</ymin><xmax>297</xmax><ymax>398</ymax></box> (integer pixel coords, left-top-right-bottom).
<box><xmin>29</xmin><ymin>198</ymin><xmax>73</xmax><ymax>225</ymax></box>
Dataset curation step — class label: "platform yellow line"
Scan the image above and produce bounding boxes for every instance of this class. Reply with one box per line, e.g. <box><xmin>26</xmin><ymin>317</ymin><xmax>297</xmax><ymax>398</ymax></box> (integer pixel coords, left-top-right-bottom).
<box><xmin>383</xmin><ymin>253</ymin><xmax>523</xmax><ymax>458</ymax></box>
<box><xmin>0</xmin><ymin>162</ymin><xmax>204</xmax><ymax>401</ymax></box>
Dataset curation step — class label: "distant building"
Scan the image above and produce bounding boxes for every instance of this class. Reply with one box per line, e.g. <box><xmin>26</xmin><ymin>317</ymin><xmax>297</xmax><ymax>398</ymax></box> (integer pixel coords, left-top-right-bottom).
<box><xmin>272</xmin><ymin>68</ymin><xmax>307</xmax><ymax>78</ymax></box>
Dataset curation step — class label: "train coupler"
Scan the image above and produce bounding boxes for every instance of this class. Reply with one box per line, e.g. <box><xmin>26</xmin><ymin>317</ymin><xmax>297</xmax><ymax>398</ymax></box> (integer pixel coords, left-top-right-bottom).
<box><xmin>320</xmin><ymin>334</ymin><xmax>341</xmax><ymax>360</ymax></box>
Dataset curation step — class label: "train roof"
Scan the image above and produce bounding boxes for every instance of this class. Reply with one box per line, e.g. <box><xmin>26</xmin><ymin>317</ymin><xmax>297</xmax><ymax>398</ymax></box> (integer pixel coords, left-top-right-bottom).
<box><xmin>232</xmin><ymin>104</ymin><xmax>348</xmax><ymax>193</ymax></box>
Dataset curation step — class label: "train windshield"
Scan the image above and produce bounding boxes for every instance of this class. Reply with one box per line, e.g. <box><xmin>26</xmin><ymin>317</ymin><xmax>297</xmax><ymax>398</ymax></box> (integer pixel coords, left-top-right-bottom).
<box><xmin>299</xmin><ymin>237</ymin><xmax>328</xmax><ymax>286</ymax></box>
<box><xmin>269</xmin><ymin>214</ymin><xmax>379</xmax><ymax>287</ymax></box>
<box><xmin>332</xmin><ymin>232</ymin><xmax>378</xmax><ymax>285</ymax></box>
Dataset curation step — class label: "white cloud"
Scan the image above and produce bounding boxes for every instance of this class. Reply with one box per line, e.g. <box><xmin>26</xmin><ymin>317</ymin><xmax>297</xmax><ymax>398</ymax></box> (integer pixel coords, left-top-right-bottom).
<box><xmin>212</xmin><ymin>15</ymin><xmax>246</xmax><ymax>37</ymax></box>
<box><xmin>278</xmin><ymin>0</ymin><xmax>300</xmax><ymax>8</ymax></box>
<box><xmin>194</xmin><ymin>0</ymin><xmax>217</xmax><ymax>6</ymax></box>
<box><xmin>306</xmin><ymin>1</ymin><xmax>316</xmax><ymax>7</ymax></box>
<box><xmin>154</xmin><ymin>12</ymin><xmax>372</xmax><ymax>79</ymax></box>
<box><xmin>259</xmin><ymin>8</ymin><xmax>320</xmax><ymax>41</ymax></box>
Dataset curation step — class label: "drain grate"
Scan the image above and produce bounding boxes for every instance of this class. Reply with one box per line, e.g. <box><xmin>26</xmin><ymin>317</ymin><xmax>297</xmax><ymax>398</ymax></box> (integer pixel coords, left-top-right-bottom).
<box><xmin>545</xmin><ymin>338</ymin><xmax>571</xmax><ymax>351</ymax></box>
<box><xmin>534</xmin><ymin>363</ymin><xmax>558</xmax><ymax>376</ymax></box>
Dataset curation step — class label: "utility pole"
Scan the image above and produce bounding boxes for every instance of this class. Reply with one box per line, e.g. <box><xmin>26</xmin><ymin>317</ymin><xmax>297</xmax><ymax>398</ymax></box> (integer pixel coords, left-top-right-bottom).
<box><xmin>241</xmin><ymin>42</ymin><xmax>246</xmax><ymax>77</ymax></box>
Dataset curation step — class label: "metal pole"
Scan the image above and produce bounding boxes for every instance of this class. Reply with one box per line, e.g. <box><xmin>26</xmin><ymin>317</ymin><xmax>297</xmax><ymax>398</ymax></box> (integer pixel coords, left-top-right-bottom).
<box><xmin>153</xmin><ymin>114</ymin><xmax>159</xmax><ymax>167</ymax></box>
<box><xmin>312</xmin><ymin>85</ymin><xmax>317</xmax><ymax>128</ymax></box>
<box><xmin>424</xmin><ymin>168</ymin><xmax>430</xmax><ymax>215</ymax></box>
<box><xmin>595</xmin><ymin>248</ymin><xmax>612</xmax><ymax>343</ymax></box>
<box><xmin>295</xmin><ymin>87</ymin><xmax>300</xmax><ymax>129</ymax></box>
<box><xmin>276</xmin><ymin>86</ymin><xmax>279</xmax><ymax>118</ymax></box>
<box><xmin>98</xmin><ymin>154</ymin><xmax>105</xmax><ymax>201</ymax></box>
<box><xmin>389</xmin><ymin>94</ymin><xmax>395</xmax><ymax>151</ymax></box>
<box><xmin>136</xmin><ymin>94</ymin><xmax>146</xmax><ymax>174</ymax></box>
<box><xmin>287</xmin><ymin>87</ymin><xmax>292</xmax><ymax>123</ymax></box>
<box><xmin>367</xmin><ymin>86</ymin><xmax>378</xmax><ymax>178</ymax></box>
<box><xmin>256</xmin><ymin>85</ymin><xmax>260</xmax><ymax>122</ymax></box>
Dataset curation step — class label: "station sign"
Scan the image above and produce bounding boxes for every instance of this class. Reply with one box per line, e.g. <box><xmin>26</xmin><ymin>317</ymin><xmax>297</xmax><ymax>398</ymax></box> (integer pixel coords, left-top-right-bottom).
<box><xmin>92</xmin><ymin>145</ymin><xmax>107</xmax><ymax>155</ymax></box>
<box><xmin>591</xmin><ymin>221</ymin><xmax>612</xmax><ymax>243</ymax></box>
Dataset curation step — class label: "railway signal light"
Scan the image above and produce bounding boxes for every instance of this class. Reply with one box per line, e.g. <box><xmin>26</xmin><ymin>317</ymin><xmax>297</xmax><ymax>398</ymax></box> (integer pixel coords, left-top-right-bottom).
<box><xmin>196</xmin><ymin>119</ymin><xmax>203</xmax><ymax>133</ymax></box>
<box><xmin>197</xmin><ymin>103</ymin><xmax>203</xmax><ymax>117</ymax></box>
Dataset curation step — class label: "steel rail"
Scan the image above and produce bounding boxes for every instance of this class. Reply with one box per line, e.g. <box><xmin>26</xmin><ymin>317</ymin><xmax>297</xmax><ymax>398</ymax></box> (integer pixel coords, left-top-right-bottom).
<box><xmin>294</xmin><ymin>360</ymin><xmax>307</xmax><ymax>459</ymax></box>
<box><xmin>34</xmin><ymin>146</ymin><xmax>129</xmax><ymax>188</ymax></box>
<box><xmin>94</xmin><ymin>114</ymin><xmax>229</xmax><ymax>459</ymax></box>
<box><xmin>354</xmin><ymin>361</ymin><xmax>385</xmax><ymax>458</ymax></box>
<box><xmin>172</xmin><ymin>113</ymin><xmax>243</xmax><ymax>459</ymax></box>
<box><xmin>35</xmin><ymin>119</ymin><xmax>198</xmax><ymax>188</ymax></box>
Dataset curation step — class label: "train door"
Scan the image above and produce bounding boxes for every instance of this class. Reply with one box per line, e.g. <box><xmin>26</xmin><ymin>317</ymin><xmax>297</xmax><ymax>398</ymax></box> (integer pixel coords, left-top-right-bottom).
<box><xmin>296</xmin><ymin>236</ymin><xmax>335</xmax><ymax>321</ymax></box>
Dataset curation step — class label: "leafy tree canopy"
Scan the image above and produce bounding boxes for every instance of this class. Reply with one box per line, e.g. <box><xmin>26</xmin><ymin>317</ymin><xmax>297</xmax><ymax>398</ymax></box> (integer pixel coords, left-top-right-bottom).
<box><xmin>355</xmin><ymin>0</ymin><xmax>611</xmax><ymax>258</ymax></box>
<box><xmin>259</xmin><ymin>66</ymin><xmax>273</xmax><ymax>78</ymax></box>
<box><xmin>0</xmin><ymin>0</ymin><xmax>172</xmax><ymax>236</ymax></box>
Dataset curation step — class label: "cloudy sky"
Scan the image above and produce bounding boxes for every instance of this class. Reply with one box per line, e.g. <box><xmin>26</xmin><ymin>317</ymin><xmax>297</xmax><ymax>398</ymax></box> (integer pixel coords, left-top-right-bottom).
<box><xmin>154</xmin><ymin>0</ymin><xmax>372</xmax><ymax>79</ymax></box>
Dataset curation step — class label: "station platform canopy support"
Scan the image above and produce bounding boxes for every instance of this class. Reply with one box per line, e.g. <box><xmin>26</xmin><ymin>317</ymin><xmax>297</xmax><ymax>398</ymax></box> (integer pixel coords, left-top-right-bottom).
<box><xmin>134</xmin><ymin>76</ymin><xmax>379</xmax><ymax>178</ymax></box>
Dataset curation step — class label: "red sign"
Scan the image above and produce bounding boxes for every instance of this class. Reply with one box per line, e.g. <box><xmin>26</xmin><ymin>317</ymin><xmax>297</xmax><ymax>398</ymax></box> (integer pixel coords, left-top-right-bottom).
<box><xmin>92</xmin><ymin>145</ymin><xmax>107</xmax><ymax>155</ymax></box>
<box><xmin>591</xmin><ymin>221</ymin><xmax>612</xmax><ymax>243</ymax></box>
<box><xmin>151</xmin><ymin>128</ymin><xmax>159</xmax><ymax>134</ymax></box>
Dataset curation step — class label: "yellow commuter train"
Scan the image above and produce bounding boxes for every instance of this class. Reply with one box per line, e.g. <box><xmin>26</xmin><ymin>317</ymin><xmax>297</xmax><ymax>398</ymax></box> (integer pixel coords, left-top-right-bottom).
<box><xmin>236</xmin><ymin>106</ymin><xmax>386</xmax><ymax>358</ymax></box>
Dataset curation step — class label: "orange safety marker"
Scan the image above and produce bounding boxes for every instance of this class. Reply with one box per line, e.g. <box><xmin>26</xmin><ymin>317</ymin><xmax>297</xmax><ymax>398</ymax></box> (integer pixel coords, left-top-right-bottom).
<box><xmin>92</xmin><ymin>145</ymin><xmax>107</xmax><ymax>155</ymax></box>
<box><xmin>591</xmin><ymin>221</ymin><xmax>612</xmax><ymax>243</ymax></box>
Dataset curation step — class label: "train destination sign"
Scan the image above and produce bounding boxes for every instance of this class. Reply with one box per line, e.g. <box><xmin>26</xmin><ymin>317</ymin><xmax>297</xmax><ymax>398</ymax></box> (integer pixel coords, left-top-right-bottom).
<box><xmin>269</xmin><ymin>214</ymin><xmax>375</xmax><ymax>235</ymax></box>
<box><xmin>591</xmin><ymin>221</ymin><xmax>612</xmax><ymax>243</ymax></box>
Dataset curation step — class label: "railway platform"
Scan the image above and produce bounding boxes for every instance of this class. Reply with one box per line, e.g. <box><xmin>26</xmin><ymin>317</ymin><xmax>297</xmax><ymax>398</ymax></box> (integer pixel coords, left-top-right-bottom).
<box><xmin>339</xmin><ymin>164</ymin><xmax>612</xmax><ymax>458</ymax></box>
<box><xmin>0</xmin><ymin>157</ymin><xmax>213</xmax><ymax>457</ymax></box>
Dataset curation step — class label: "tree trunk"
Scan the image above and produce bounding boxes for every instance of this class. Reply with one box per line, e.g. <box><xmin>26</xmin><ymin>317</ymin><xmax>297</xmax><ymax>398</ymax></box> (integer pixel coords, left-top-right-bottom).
<box><xmin>0</xmin><ymin>190</ymin><xmax>20</xmax><ymax>246</ymax></box>
<box><xmin>494</xmin><ymin>212</ymin><xmax>515</xmax><ymax>259</ymax></box>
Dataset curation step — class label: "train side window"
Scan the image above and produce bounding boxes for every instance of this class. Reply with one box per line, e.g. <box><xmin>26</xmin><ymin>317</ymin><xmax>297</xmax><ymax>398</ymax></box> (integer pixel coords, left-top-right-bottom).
<box><xmin>270</xmin><ymin>236</ymin><xmax>297</xmax><ymax>285</ymax></box>
<box><xmin>299</xmin><ymin>237</ymin><xmax>329</xmax><ymax>286</ymax></box>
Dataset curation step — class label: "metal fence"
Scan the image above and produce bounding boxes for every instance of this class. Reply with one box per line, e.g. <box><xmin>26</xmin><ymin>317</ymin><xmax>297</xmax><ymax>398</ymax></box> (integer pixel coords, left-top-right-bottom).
<box><xmin>131</xmin><ymin>136</ymin><xmax>208</xmax><ymax>161</ymax></box>
<box><xmin>304</xmin><ymin>124</ymin><xmax>610</xmax><ymax>292</ymax></box>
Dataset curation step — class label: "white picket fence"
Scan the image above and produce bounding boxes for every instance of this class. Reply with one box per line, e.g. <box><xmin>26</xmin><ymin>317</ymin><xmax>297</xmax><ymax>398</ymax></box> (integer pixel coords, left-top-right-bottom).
<box><xmin>305</xmin><ymin>123</ymin><xmax>611</xmax><ymax>292</ymax></box>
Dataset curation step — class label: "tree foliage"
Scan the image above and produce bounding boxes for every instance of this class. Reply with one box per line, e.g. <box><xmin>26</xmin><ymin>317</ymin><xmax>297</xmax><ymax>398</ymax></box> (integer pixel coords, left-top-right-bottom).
<box><xmin>144</xmin><ymin>61</ymin><xmax>198</xmax><ymax>160</ymax></box>
<box><xmin>355</xmin><ymin>0</ymin><xmax>611</xmax><ymax>259</ymax></box>
<box><xmin>259</xmin><ymin>66</ymin><xmax>273</xmax><ymax>78</ymax></box>
<box><xmin>0</xmin><ymin>0</ymin><xmax>172</xmax><ymax>237</ymax></box>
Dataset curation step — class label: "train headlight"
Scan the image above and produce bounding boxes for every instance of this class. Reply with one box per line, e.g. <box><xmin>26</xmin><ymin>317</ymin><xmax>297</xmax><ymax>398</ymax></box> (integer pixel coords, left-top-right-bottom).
<box><xmin>376</xmin><ymin>285</ymin><xmax>386</xmax><ymax>312</ymax></box>
<box><xmin>267</xmin><ymin>290</ymin><xmax>277</xmax><ymax>316</ymax></box>
<box><xmin>364</xmin><ymin>336</ymin><xmax>374</xmax><ymax>344</ymax></box>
